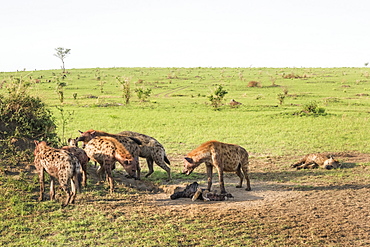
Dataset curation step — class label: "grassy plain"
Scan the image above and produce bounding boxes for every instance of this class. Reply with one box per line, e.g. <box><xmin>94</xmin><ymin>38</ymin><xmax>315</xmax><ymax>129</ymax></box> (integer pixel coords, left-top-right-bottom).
<box><xmin>1</xmin><ymin>67</ymin><xmax>370</xmax><ymax>246</ymax></box>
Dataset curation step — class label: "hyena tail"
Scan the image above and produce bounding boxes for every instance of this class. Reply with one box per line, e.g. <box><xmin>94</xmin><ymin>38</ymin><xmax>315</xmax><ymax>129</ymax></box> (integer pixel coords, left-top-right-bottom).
<box><xmin>128</xmin><ymin>137</ymin><xmax>142</xmax><ymax>145</ymax></box>
<box><xmin>74</xmin><ymin>161</ymin><xmax>82</xmax><ymax>192</ymax></box>
<box><xmin>164</xmin><ymin>154</ymin><xmax>171</xmax><ymax>165</ymax></box>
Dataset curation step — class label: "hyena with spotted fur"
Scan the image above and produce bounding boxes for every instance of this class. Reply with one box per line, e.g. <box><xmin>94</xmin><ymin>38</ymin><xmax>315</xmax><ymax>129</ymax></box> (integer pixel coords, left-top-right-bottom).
<box><xmin>183</xmin><ymin>140</ymin><xmax>251</xmax><ymax>194</ymax></box>
<box><xmin>34</xmin><ymin>141</ymin><xmax>81</xmax><ymax>207</ymax></box>
<box><xmin>61</xmin><ymin>138</ymin><xmax>90</xmax><ymax>188</ymax></box>
<box><xmin>83</xmin><ymin>136</ymin><xmax>138</xmax><ymax>193</ymax></box>
<box><xmin>77</xmin><ymin>130</ymin><xmax>142</xmax><ymax>179</ymax></box>
<box><xmin>291</xmin><ymin>153</ymin><xmax>341</xmax><ymax>170</ymax></box>
<box><xmin>118</xmin><ymin>131</ymin><xmax>171</xmax><ymax>180</ymax></box>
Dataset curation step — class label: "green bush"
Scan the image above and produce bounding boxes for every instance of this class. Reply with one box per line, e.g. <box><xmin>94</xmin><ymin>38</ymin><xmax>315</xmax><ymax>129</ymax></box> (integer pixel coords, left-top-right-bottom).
<box><xmin>0</xmin><ymin>82</ymin><xmax>59</xmax><ymax>165</ymax></box>
<box><xmin>295</xmin><ymin>101</ymin><xmax>326</xmax><ymax>116</ymax></box>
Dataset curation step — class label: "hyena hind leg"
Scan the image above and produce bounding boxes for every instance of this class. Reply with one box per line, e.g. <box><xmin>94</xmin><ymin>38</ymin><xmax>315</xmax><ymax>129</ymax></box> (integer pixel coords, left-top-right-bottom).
<box><xmin>235</xmin><ymin>168</ymin><xmax>243</xmax><ymax>188</ymax></box>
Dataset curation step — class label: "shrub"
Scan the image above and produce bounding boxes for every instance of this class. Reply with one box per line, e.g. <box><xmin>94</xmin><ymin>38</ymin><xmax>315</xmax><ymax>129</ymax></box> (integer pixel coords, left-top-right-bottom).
<box><xmin>294</xmin><ymin>101</ymin><xmax>326</xmax><ymax>116</ymax></box>
<box><xmin>208</xmin><ymin>85</ymin><xmax>228</xmax><ymax>109</ymax></box>
<box><xmin>0</xmin><ymin>77</ymin><xmax>59</xmax><ymax>165</ymax></box>
<box><xmin>135</xmin><ymin>87</ymin><xmax>152</xmax><ymax>102</ymax></box>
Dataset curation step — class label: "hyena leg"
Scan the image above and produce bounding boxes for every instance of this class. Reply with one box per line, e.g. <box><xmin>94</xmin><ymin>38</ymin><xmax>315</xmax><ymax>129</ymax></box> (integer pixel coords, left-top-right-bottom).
<box><xmin>69</xmin><ymin>177</ymin><xmax>77</xmax><ymax>204</ymax></box>
<box><xmin>104</xmin><ymin>164</ymin><xmax>115</xmax><ymax>193</ymax></box>
<box><xmin>241</xmin><ymin>163</ymin><xmax>251</xmax><ymax>191</ymax></box>
<box><xmin>145</xmin><ymin>157</ymin><xmax>154</xmax><ymax>177</ymax></box>
<box><xmin>49</xmin><ymin>177</ymin><xmax>56</xmax><ymax>200</ymax></box>
<box><xmin>81</xmin><ymin>164</ymin><xmax>87</xmax><ymax>187</ymax></box>
<box><xmin>306</xmin><ymin>162</ymin><xmax>319</xmax><ymax>169</ymax></box>
<box><xmin>153</xmin><ymin>154</ymin><xmax>171</xmax><ymax>180</ymax></box>
<box><xmin>206</xmin><ymin>163</ymin><xmax>213</xmax><ymax>192</ymax></box>
<box><xmin>38</xmin><ymin>169</ymin><xmax>45</xmax><ymax>201</ymax></box>
<box><xmin>235</xmin><ymin>167</ymin><xmax>243</xmax><ymax>188</ymax></box>
<box><xmin>60</xmin><ymin>182</ymin><xmax>71</xmax><ymax>207</ymax></box>
<box><xmin>300</xmin><ymin>162</ymin><xmax>318</xmax><ymax>169</ymax></box>
<box><xmin>136</xmin><ymin>157</ymin><xmax>141</xmax><ymax>180</ymax></box>
<box><xmin>216</xmin><ymin>168</ymin><xmax>227</xmax><ymax>194</ymax></box>
<box><xmin>97</xmin><ymin>163</ymin><xmax>106</xmax><ymax>182</ymax></box>
<box><xmin>291</xmin><ymin>161</ymin><xmax>303</xmax><ymax>168</ymax></box>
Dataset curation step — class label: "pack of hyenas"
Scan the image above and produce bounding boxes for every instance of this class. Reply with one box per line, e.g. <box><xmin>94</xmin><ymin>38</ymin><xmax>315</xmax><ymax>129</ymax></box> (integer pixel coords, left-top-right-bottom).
<box><xmin>33</xmin><ymin>129</ymin><xmax>341</xmax><ymax>206</ymax></box>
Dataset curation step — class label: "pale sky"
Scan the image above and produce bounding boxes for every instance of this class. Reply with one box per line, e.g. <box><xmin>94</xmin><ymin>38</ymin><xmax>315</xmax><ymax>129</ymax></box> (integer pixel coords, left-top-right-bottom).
<box><xmin>1</xmin><ymin>0</ymin><xmax>369</xmax><ymax>72</ymax></box>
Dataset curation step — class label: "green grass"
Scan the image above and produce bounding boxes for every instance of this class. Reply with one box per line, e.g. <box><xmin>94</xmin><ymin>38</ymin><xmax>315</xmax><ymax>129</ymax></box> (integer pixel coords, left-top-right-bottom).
<box><xmin>1</xmin><ymin>67</ymin><xmax>370</xmax><ymax>246</ymax></box>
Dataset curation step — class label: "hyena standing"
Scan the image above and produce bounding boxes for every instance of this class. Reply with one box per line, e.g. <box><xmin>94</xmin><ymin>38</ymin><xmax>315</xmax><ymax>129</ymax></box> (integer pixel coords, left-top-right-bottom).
<box><xmin>183</xmin><ymin>140</ymin><xmax>251</xmax><ymax>194</ymax></box>
<box><xmin>61</xmin><ymin>138</ymin><xmax>90</xmax><ymax>188</ymax></box>
<box><xmin>77</xmin><ymin>130</ymin><xmax>142</xmax><ymax>179</ymax></box>
<box><xmin>34</xmin><ymin>141</ymin><xmax>81</xmax><ymax>207</ymax></box>
<box><xmin>83</xmin><ymin>136</ymin><xmax>138</xmax><ymax>193</ymax></box>
<box><xmin>118</xmin><ymin>131</ymin><xmax>171</xmax><ymax>180</ymax></box>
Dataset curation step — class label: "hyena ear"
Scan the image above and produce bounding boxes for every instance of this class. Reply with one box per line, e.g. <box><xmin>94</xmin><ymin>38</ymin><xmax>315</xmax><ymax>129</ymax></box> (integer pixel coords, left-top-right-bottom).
<box><xmin>34</xmin><ymin>140</ymin><xmax>39</xmax><ymax>145</ymax></box>
<box><xmin>184</xmin><ymin>157</ymin><xmax>193</xmax><ymax>163</ymax></box>
<box><xmin>78</xmin><ymin>130</ymin><xmax>83</xmax><ymax>133</ymax></box>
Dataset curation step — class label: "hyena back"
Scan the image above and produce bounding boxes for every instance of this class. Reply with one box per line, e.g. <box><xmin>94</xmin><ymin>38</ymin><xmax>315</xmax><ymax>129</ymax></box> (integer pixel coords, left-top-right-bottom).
<box><xmin>77</xmin><ymin>129</ymin><xmax>142</xmax><ymax>178</ymax></box>
<box><xmin>83</xmin><ymin>136</ymin><xmax>138</xmax><ymax>193</ymax></box>
<box><xmin>118</xmin><ymin>131</ymin><xmax>171</xmax><ymax>180</ymax></box>
<box><xmin>183</xmin><ymin>140</ymin><xmax>251</xmax><ymax>194</ymax></box>
<box><xmin>34</xmin><ymin>141</ymin><xmax>81</xmax><ymax>207</ymax></box>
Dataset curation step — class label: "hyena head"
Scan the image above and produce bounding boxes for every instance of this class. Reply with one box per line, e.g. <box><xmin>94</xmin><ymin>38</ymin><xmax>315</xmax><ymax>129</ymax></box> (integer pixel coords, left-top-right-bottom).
<box><xmin>323</xmin><ymin>156</ymin><xmax>341</xmax><ymax>169</ymax></box>
<box><xmin>76</xmin><ymin>130</ymin><xmax>97</xmax><ymax>147</ymax></box>
<box><xmin>121</xmin><ymin>159</ymin><xmax>138</xmax><ymax>179</ymax></box>
<box><xmin>68</xmin><ymin>138</ymin><xmax>78</xmax><ymax>147</ymax></box>
<box><xmin>182</xmin><ymin>157</ymin><xmax>198</xmax><ymax>175</ymax></box>
<box><xmin>34</xmin><ymin>140</ymin><xmax>48</xmax><ymax>156</ymax></box>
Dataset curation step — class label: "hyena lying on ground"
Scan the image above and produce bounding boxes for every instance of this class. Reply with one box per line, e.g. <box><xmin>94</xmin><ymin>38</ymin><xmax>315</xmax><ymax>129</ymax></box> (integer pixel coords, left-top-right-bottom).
<box><xmin>183</xmin><ymin>140</ymin><xmax>251</xmax><ymax>194</ymax></box>
<box><xmin>34</xmin><ymin>141</ymin><xmax>81</xmax><ymax>207</ymax></box>
<box><xmin>77</xmin><ymin>129</ymin><xmax>142</xmax><ymax>179</ymax></box>
<box><xmin>118</xmin><ymin>131</ymin><xmax>171</xmax><ymax>180</ymax></box>
<box><xmin>61</xmin><ymin>138</ymin><xmax>90</xmax><ymax>188</ymax></box>
<box><xmin>291</xmin><ymin>153</ymin><xmax>341</xmax><ymax>170</ymax></box>
<box><xmin>83</xmin><ymin>136</ymin><xmax>138</xmax><ymax>193</ymax></box>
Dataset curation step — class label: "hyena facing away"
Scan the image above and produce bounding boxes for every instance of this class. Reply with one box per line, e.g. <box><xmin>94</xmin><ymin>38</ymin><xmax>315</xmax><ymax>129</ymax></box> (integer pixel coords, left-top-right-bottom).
<box><xmin>83</xmin><ymin>136</ymin><xmax>138</xmax><ymax>193</ymax></box>
<box><xmin>118</xmin><ymin>131</ymin><xmax>171</xmax><ymax>180</ymax></box>
<box><xmin>34</xmin><ymin>141</ymin><xmax>81</xmax><ymax>207</ymax></box>
<box><xmin>183</xmin><ymin>140</ymin><xmax>251</xmax><ymax>194</ymax></box>
<box><xmin>77</xmin><ymin>129</ymin><xmax>142</xmax><ymax>179</ymax></box>
<box><xmin>61</xmin><ymin>138</ymin><xmax>90</xmax><ymax>188</ymax></box>
<box><xmin>291</xmin><ymin>153</ymin><xmax>341</xmax><ymax>170</ymax></box>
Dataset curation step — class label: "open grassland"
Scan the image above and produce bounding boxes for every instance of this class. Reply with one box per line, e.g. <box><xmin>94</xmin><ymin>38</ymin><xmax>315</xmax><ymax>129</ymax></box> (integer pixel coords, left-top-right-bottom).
<box><xmin>1</xmin><ymin>67</ymin><xmax>370</xmax><ymax>246</ymax></box>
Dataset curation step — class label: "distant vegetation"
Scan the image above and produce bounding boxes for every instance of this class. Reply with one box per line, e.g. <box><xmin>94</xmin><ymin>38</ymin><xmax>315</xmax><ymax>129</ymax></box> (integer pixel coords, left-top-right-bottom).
<box><xmin>1</xmin><ymin>67</ymin><xmax>370</xmax><ymax>156</ymax></box>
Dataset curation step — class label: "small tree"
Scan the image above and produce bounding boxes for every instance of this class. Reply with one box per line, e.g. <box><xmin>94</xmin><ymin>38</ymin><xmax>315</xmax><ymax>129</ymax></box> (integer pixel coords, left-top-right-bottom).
<box><xmin>54</xmin><ymin>47</ymin><xmax>71</xmax><ymax>73</ymax></box>
<box><xmin>117</xmin><ymin>76</ymin><xmax>131</xmax><ymax>104</ymax></box>
<box><xmin>208</xmin><ymin>84</ymin><xmax>228</xmax><ymax>109</ymax></box>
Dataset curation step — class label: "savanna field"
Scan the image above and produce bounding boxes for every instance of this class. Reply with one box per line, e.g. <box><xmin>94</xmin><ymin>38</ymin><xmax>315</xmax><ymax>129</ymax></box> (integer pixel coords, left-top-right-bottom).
<box><xmin>1</xmin><ymin>67</ymin><xmax>370</xmax><ymax>246</ymax></box>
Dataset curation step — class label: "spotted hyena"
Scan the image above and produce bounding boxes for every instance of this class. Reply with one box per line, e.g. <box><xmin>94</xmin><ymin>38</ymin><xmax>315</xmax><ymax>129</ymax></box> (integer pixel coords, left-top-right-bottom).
<box><xmin>183</xmin><ymin>140</ymin><xmax>251</xmax><ymax>194</ymax></box>
<box><xmin>77</xmin><ymin>130</ymin><xmax>142</xmax><ymax>178</ymax></box>
<box><xmin>118</xmin><ymin>131</ymin><xmax>171</xmax><ymax>180</ymax></box>
<box><xmin>83</xmin><ymin>136</ymin><xmax>138</xmax><ymax>193</ymax></box>
<box><xmin>34</xmin><ymin>141</ymin><xmax>81</xmax><ymax>207</ymax></box>
<box><xmin>61</xmin><ymin>138</ymin><xmax>90</xmax><ymax>188</ymax></box>
<box><xmin>291</xmin><ymin>153</ymin><xmax>341</xmax><ymax>170</ymax></box>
